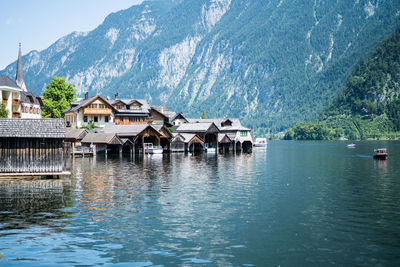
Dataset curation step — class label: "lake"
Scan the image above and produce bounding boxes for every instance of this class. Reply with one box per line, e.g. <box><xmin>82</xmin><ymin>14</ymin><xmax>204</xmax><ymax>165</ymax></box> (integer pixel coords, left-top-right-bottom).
<box><xmin>1</xmin><ymin>141</ymin><xmax>400</xmax><ymax>266</ymax></box>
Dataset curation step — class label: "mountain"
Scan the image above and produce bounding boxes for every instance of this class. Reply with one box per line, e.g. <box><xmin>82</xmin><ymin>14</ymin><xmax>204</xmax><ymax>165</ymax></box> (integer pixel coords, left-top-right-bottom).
<box><xmin>284</xmin><ymin>25</ymin><xmax>400</xmax><ymax>140</ymax></box>
<box><xmin>2</xmin><ymin>0</ymin><xmax>400</xmax><ymax>134</ymax></box>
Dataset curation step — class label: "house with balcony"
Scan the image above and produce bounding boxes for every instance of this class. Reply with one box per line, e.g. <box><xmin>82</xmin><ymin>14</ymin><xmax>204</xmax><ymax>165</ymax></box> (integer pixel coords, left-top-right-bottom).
<box><xmin>63</xmin><ymin>93</ymin><xmax>116</xmax><ymax>128</ymax></box>
<box><xmin>108</xmin><ymin>96</ymin><xmax>170</xmax><ymax>126</ymax></box>
<box><xmin>0</xmin><ymin>76</ymin><xmax>22</xmax><ymax>118</ymax></box>
<box><xmin>0</xmin><ymin>44</ymin><xmax>42</xmax><ymax>119</ymax></box>
<box><xmin>20</xmin><ymin>91</ymin><xmax>43</xmax><ymax>118</ymax></box>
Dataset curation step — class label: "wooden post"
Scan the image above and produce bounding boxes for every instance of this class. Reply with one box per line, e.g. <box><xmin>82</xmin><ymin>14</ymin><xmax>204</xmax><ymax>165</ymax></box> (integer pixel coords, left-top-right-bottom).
<box><xmin>142</xmin><ymin>135</ymin><xmax>145</xmax><ymax>154</ymax></box>
<box><xmin>93</xmin><ymin>144</ymin><xmax>96</xmax><ymax>156</ymax></box>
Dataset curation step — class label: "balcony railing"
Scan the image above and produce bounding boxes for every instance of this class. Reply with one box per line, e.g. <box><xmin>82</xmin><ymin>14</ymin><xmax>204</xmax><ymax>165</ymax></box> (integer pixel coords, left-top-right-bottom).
<box><xmin>83</xmin><ymin>108</ymin><xmax>112</xmax><ymax>115</ymax></box>
<box><xmin>12</xmin><ymin>112</ymin><xmax>21</xmax><ymax>118</ymax></box>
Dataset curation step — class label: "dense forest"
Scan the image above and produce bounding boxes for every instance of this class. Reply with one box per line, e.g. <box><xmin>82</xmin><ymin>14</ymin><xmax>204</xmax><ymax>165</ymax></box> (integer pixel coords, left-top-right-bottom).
<box><xmin>285</xmin><ymin>25</ymin><xmax>400</xmax><ymax>140</ymax></box>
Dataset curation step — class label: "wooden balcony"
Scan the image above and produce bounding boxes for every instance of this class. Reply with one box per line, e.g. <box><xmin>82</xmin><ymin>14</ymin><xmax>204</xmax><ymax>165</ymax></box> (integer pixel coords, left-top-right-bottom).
<box><xmin>12</xmin><ymin>112</ymin><xmax>21</xmax><ymax>118</ymax></box>
<box><xmin>2</xmin><ymin>99</ymin><xmax>7</xmax><ymax>104</ymax></box>
<box><xmin>12</xmin><ymin>99</ymin><xmax>20</xmax><ymax>105</ymax></box>
<box><xmin>83</xmin><ymin>108</ymin><xmax>112</xmax><ymax>115</ymax></box>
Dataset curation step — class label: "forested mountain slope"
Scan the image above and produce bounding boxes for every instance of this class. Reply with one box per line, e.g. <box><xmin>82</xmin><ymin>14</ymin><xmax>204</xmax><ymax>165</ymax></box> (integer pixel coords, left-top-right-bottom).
<box><xmin>285</xmin><ymin>25</ymin><xmax>400</xmax><ymax>140</ymax></box>
<box><xmin>1</xmin><ymin>0</ymin><xmax>400</xmax><ymax>134</ymax></box>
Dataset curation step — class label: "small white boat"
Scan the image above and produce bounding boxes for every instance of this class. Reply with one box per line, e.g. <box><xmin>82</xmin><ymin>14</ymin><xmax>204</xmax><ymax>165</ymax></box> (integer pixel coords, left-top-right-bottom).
<box><xmin>144</xmin><ymin>143</ymin><xmax>163</xmax><ymax>154</ymax></box>
<box><xmin>254</xmin><ymin>138</ymin><xmax>267</xmax><ymax>147</ymax></box>
<box><xmin>206</xmin><ymin>147</ymin><xmax>216</xmax><ymax>153</ymax></box>
<box><xmin>347</xmin><ymin>144</ymin><xmax>356</xmax><ymax>148</ymax></box>
<box><xmin>204</xmin><ymin>143</ymin><xmax>216</xmax><ymax>153</ymax></box>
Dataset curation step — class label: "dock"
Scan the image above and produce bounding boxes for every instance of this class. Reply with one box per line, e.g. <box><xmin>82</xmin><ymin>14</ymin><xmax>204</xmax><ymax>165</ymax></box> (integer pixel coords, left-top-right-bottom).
<box><xmin>0</xmin><ymin>171</ymin><xmax>71</xmax><ymax>179</ymax></box>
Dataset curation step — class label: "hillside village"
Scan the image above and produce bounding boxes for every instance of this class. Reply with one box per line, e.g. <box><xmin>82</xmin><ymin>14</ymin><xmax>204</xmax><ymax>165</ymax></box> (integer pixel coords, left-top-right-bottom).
<box><xmin>1</xmin><ymin>44</ymin><xmax>254</xmax><ymax>155</ymax></box>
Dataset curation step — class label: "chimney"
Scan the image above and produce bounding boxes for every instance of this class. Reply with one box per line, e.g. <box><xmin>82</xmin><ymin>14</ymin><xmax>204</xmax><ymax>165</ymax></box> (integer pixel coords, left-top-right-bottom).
<box><xmin>114</xmin><ymin>93</ymin><xmax>119</xmax><ymax>99</ymax></box>
<box><xmin>84</xmin><ymin>92</ymin><xmax>89</xmax><ymax>100</ymax></box>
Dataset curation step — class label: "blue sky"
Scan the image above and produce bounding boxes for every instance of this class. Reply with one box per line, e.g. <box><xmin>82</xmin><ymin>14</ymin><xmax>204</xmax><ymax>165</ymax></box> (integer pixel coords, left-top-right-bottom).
<box><xmin>0</xmin><ymin>0</ymin><xmax>143</xmax><ymax>69</ymax></box>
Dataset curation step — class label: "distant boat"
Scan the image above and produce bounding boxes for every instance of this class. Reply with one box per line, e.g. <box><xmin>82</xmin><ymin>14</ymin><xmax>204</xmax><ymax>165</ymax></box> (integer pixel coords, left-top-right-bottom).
<box><xmin>144</xmin><ymin>143</ymin><xmax>163</xmax><ymax>154</ymax></box>
<box><xmin>373</xmin><ymin>148</ymin><xmax>388</xmax><ymax>160</ymax></box>
<box><xmin>347</xmin><ymin>144</ymin><xmax>356</xmax><ymax>148</ymax></box>
<box><xmin>254</xmin><ymin>138</ymin><xmax>267</xmax><ymax>147</ymax></box>
<box><xmin>339</xmin><ymin>137</ymin><xmax>348</xmax><ymax>141</ymax></box>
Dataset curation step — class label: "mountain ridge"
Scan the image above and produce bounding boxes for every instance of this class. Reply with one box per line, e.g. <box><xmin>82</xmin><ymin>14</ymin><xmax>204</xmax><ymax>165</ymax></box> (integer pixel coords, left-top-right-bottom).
<box><xmin>1</xmin><ymin>0</ymin><xmax>400</xmax><ymax>134</ymax></box>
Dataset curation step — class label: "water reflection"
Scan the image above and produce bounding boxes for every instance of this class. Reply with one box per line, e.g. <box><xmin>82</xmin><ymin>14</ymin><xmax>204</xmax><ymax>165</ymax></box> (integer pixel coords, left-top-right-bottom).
<box><xmin>0</xmin><ymin>179</ymin><xmax>73</xmax><ymax>232</ymax></box>
<box><xmin>0</xmin><ymin>143</ymin><xmax>399</xmax><ymax>266</ymax></box>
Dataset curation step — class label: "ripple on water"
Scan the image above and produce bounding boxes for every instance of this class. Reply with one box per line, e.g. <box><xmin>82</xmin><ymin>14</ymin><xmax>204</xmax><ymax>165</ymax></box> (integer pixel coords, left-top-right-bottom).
<box><xmin>0</xmin><ymin>143</ymin><xmax>400</xmax><ymax>266</ymax></box>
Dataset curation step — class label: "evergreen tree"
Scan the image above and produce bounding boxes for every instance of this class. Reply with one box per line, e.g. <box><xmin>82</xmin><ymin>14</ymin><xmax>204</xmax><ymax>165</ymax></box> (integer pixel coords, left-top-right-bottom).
<box><xmin>201</xmin><ymin>110</ymin><xmax>207</xmax><ymax>119</ymax></box>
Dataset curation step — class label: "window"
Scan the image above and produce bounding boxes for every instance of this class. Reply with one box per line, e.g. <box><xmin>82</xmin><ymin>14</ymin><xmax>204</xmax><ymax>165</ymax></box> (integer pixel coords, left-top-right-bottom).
<box><xmin>94</xmin><ymin>116</ymin><xmax>98</xmax><ymax>123</ymax></box>
<box><xmin>84</xmin><ymin>116</ymin><xmax>88</xmax><ymax>122</ymax></box>
<box><xmin>105</xmin><ymin>116</ymin><xmax>109</xmax><ymax>123</ymax></box>
<box><xmin>240</xmin><ymin>131</ymin><xmax>248</xmax><ymax>137</ymax></box>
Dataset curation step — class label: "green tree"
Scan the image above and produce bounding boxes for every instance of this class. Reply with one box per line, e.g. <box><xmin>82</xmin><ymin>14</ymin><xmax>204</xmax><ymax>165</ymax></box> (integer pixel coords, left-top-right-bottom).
<box><xmin>42</xmin><ymin>77</ymin><xmax>76</xmax><ymax>118</ymax></box>
<box><xmin>201</xmin><ymin>110</ymin><xmax>207</xmax><ymax>119</ymax></box>
<box><xmin>0</xmin><ymin>103</ymin><xmax>8</xmax><ymax>118</ymax></box>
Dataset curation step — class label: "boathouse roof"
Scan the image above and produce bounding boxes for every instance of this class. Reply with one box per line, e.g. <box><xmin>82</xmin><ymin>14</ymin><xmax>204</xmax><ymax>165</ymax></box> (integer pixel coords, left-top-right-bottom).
<box><xmin>188</xmin><ymin>118</ymin><xmax>251</xmax><ymax>131</ymax></box>
<box><xmin>101</xmin><ymin>124</ymin><xmax>163</xmax><ymax>137</ymax></box>
<box><xmin>65</xmin><ymin>128</ymin><xmax>88</xmax><ymax>141</ymax></box>
<box><xmin>218</xmin><ymin>133</ymin><xmax>232</xmax><ymax>143</ymax></box>
<box><xmin>175</xmin><ymin>122</ymin><xmax>219</xmax><ymax>133</ymax></box>
<box><xmin>0</xmin><ymin>118</ymin><xmax>65</xmax><ymax>138</ymax></box>
<box><xmin>81</xmin><ymin>133</ymin><xmax>122</xmax><ymax>145</ymax></box>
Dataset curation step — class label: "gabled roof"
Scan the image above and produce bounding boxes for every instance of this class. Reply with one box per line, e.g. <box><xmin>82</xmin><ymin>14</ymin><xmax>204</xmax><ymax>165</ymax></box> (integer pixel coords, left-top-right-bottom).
<box><xmin>81</xmin><ymin>133</ymin><xmax>122</xmax><ymax>145</ymax></box>
<box><xmin>150</xmin><ymin>107</ymin><xmax>169</xmax><ymax>119</ymax></box>
<box><xmin>175</xmin><ymin>122</ymin><xmax>219</xmax><ymax>133</ymax></box>
<box><xmin>171</xmin><ymin>133</ymin><xmax>204</xmax><ymax>144</ymax></box>
<box><xmin>188</xmin><ymin>118</ymin><xmax>251</xmax><ymax>131</ymax></box>
<box><xmin>109</xmin><ymin>98</ymin><xmax>151</xmax><ymax>109</ymax></box>
<box><xmin>101</xmin><ymin>124</ymin><xmax>163</xmax><ymax>138</ymax></box>
<box><xmin>151</xmin><ymin>105</ymin><xmax>176</xmax><ymax>119</ymax></box>
<box><xmin>0</xmin><ymin>75</ymin><xmax>21</xmax><ymax>90</ymax></box>
<box><xmin>65</xmin><ymin>128</ymin><xmax>88</xmax><ymax>140</ymax></box>
<box><xmin>218</xmin><ymin>133</ymin><xmax>232</xmax><ymax>143</ymax></box>
<box><xmin>20</xmin><ymin>91</ymin><xmax>43</xmax><ymax>106</ymax></box>
<box><xmin>63</xmin><ymin>95</ymin><xmax>117</xmax><ymax>114</ymax></box>
<box><xmin>151</xmin><ymin>124</ymin><xmax>173</xmax><ymax>138</ymax></box>
<box><xmin>0</xmin><ymin>118</ymin><xmax>65</xmax><ymax>138</ymax></box>
<box><xmin>171</xmin><ymin>112</ymin><xmax>188</xmax><ymax>123</ymax></box>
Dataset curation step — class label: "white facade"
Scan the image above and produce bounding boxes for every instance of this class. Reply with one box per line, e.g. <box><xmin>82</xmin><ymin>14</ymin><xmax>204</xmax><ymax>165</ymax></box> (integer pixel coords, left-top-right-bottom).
<box><xmin>0</xmin><ymin>87</ymin><xmax>22</xmax><ymax>118</ymax></box>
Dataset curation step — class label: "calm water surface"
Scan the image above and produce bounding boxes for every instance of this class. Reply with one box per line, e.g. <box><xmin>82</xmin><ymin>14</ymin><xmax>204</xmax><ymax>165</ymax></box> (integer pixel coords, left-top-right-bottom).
<box><xmin>1</xmin><ymin>141</ymin><xmax>400</xmax><ymax>266</ymax></box>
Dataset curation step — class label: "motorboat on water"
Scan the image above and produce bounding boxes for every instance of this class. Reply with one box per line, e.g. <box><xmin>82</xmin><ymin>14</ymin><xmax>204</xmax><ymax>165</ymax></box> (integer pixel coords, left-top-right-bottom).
<box><xmin>254</xmin><ymin>138</ymin><xmax>267</xmax><ymax>147</ymax></box>
<box><xmin>373</xmin><ymin>148</ymin><xmax>388</xmax><ymax>160</ymax></box>
<box><xmin>144</xmin><ymin>143</ymin><xmax>163</xmax><ymax>154</ymax></box>
<box><xmin>347</xmin><ymin>144</ymin><xmax>356</xmax><ymax>148</ymax></box>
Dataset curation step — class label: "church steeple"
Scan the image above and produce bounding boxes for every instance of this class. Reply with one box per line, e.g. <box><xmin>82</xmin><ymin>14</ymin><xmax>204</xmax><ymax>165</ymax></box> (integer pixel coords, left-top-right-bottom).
<box><xmin>16</xmin><ymin>43</ymin><xmax>27</xmax><ymax>91</ymax></box>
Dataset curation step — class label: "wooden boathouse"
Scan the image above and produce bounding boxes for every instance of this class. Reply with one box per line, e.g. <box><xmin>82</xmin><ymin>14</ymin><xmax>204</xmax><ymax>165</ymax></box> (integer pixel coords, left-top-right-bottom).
<box><xmin>0</xmin><ymin>118</ymin><xmax>68</xmax><ymax>177</ymax></box>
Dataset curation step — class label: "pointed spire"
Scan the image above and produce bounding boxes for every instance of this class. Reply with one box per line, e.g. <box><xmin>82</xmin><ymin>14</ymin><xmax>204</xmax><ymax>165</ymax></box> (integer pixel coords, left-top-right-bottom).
<box><xmin>16</xmin><ymin>42</ymin><xmax>27</xmax><ymax>91</ymax></box>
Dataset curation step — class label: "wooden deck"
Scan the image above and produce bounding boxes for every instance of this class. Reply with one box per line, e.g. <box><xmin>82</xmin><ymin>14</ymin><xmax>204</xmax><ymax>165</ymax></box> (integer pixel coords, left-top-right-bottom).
<box><xmin>71</xmin><ymin>150</ymin><xmax>94</xmax><ymax>157</ymax></box>
<box><xmin>0</xmin><ymin>171</ymin><xmax>71</xmax><ymax>178</ymax></box>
